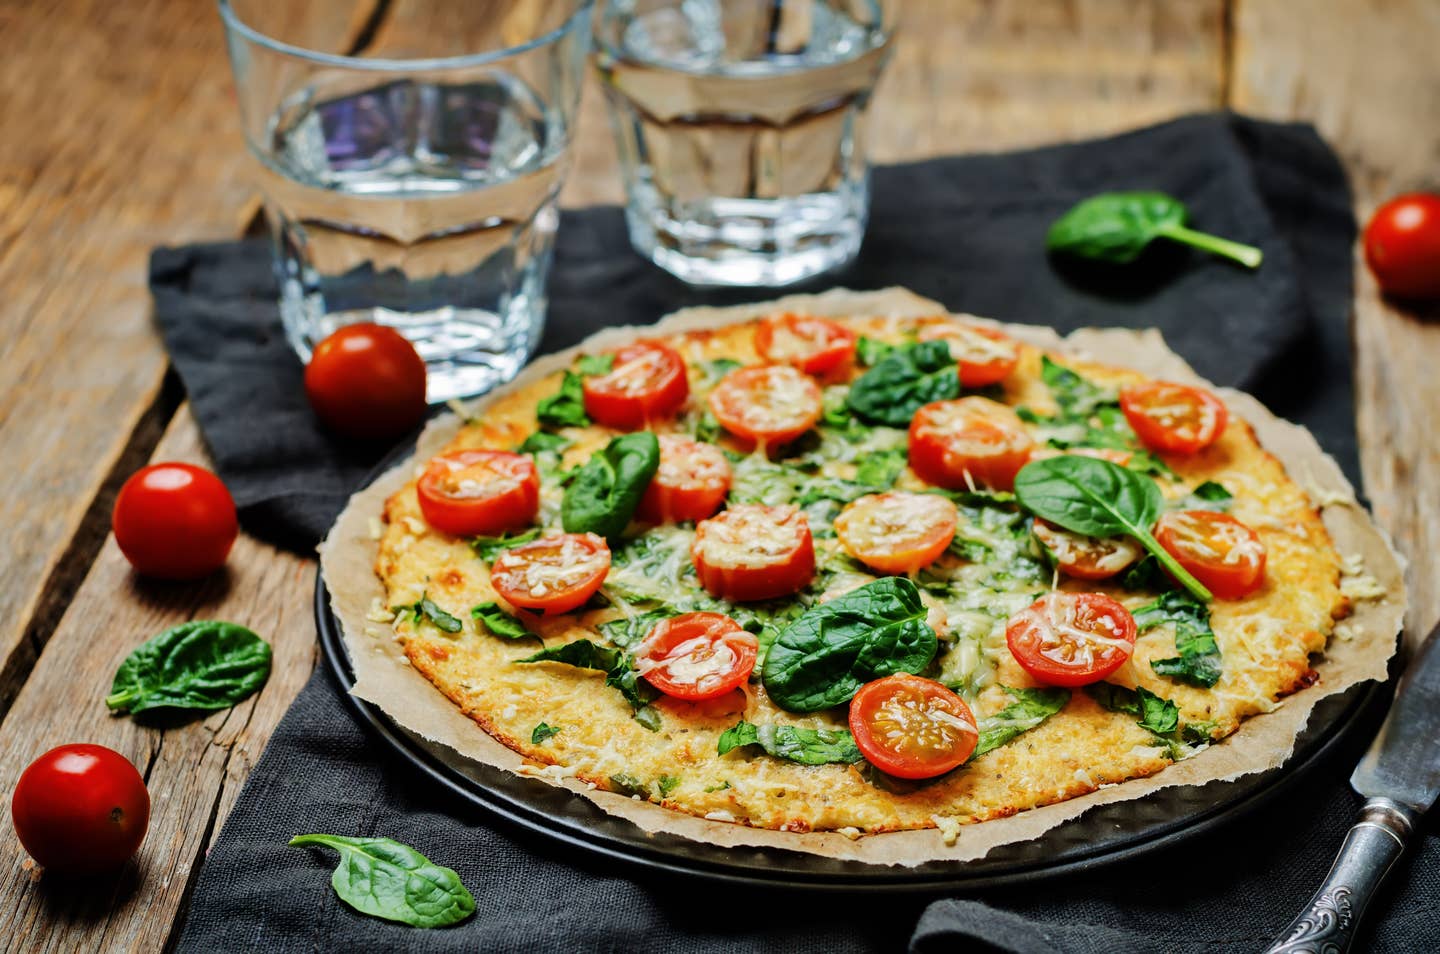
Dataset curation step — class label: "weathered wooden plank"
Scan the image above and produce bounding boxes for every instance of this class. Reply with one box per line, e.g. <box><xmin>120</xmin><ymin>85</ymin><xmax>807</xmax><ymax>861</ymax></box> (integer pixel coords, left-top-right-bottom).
<box><xmin>0</xmin><ymin>409</ymin><xmax>318</xmax><ymax>953</ymax></box>
<box><xmin>1232</xmin><ymin>0</ymin><xmax>1440</xmax><ymax>642</ymax></box>
<box><xmin>0</xmin><ymin>0</ymin><xmax>375</xmax><ymax>728</ymax></box>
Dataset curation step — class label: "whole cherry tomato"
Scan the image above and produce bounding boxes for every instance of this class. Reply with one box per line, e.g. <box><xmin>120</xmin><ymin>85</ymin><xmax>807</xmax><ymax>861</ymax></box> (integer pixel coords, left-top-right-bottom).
<box><xmin>11</xmin><ymin>744</ymin><xmax>150</xmax><ymax>874</ymax></box>
<box><xmin>1363</xmin><ymin>193</ymin><xmax>1440</xmax><ymax>299</ymax></box>
<box><xmin>112</xmin><ymin>463</ymin><xmax>238</xmax><ymax>579</ymax></box>
<box><xmin>304</xmin><ymin>323</ymin><xmax>428</xmax><ymax>441</ymax></box>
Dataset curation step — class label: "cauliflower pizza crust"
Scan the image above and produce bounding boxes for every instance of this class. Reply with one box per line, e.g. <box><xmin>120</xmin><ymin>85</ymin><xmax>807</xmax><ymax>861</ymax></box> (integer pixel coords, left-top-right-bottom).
<box><xmin>321</xmin><ymin>287</ymin><xmax>1404</xmax><ymax>865</ymax></box>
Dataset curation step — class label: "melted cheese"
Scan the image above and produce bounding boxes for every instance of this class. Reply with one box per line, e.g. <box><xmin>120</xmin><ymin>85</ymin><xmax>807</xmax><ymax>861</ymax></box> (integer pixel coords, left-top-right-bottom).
<box><xmin>693</xmin><ymin>505</ymin><xmax>806</xmax><ymax>569</ymax></box>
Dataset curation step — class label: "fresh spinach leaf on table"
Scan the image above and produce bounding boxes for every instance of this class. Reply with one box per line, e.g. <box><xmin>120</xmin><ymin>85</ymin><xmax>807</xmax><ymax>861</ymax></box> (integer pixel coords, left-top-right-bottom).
<box><xmin>763</xmin><ymin>577</ymin><xmax>938</xmax><ymax>712</ymax></box>
<box><xmin>1134</xmin><ymin>590</ymin><xmax>1223</xmax><ymax>687</ymax></box>
<box><xmin>970</xmin><ymin>686</ymin><xmax>1071</xmax><ymax>760</ymax></box>
<box><xmin>1013</xmin><ymin>455</ymin><xmax>1212</xmax><ymax>601</ymax></box>
<box><xmin>517</xmin><ymin>639</ymin><xmax>661</xmax><ymax>730</ymax></box>
<box><xmin>561</xmin><ymin>431</ymin><xmax>660</xmax><ymax>538</ymax></box>
<box><xmin>288</xmin><ymin>834</ymin><xmax>474</xmax><ymax>928</ymax></box>
<box><xmin>106</xmin><ymin>621</ymin><xmax>272</xmax><ymax>716</ymax></box>
<box><xmin>845</xmin><ymin>340</ymin><xmax>959</xmax><ymax>427</ymax></box>
<box><xmin>471</xmin><ymin>601</ymin><xmax>533</xmax><ymax>641</ymax></box>
<box><xmin>717</xmin><ymin>721</ymin><xmax>864</xmax><ymax>765</ymax></box>
<box><xmin>1047</xmin><ymin>191</ymin><xmax>1263</xmax><ymax>269</ymax></box>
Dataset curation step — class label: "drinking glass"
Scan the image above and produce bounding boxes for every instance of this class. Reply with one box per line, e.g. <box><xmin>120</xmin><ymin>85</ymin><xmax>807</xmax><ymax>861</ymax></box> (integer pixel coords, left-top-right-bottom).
<box><xmin>218</xmin><ymin>1</ymin><xmax>592</xmax><ymax>402</ymax></box>
<box><xmin>594</xmin><ymin>0</ymin><xmax>895</xmax><ymax>287</ymax></box>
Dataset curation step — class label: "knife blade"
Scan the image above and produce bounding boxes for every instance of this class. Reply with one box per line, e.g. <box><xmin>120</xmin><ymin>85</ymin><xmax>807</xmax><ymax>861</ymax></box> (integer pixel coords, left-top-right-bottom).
<box><xmin>1265</xmin><ymin>619</ymin><xmax>1440</xmax><ymax>954</ymax></box>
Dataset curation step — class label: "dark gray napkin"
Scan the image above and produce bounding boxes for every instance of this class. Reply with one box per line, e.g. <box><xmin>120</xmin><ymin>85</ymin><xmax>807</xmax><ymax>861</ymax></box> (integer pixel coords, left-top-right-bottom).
<box><xmin>162</xmin><ymin>114</ymin><xmax>1429</xmax><ymax>952</ymax></box>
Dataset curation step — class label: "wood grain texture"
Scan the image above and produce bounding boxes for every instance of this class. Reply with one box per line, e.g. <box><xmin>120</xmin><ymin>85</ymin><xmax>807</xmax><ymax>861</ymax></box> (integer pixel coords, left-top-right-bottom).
<box><xmin>0</xmin><ymin>409</ymin><xmax>318</xmax><ymax>953</ymax></box>
<box><xmin>0</xmin><ymin>0</ymin><xmax>375</xmax><ymax>729</ymax></box>
<box><xmin>1232</xmin><ymin>0</ymin><xmax>1440</xmax><ymax>643</ymax></box>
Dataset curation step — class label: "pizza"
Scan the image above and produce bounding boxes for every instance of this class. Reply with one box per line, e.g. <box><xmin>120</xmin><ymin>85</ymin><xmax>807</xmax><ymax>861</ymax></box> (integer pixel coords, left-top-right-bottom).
<box><xmin>350</xmin><ymin>290</ymin><xmax>1393</xmax><ymax>842</ymax></box>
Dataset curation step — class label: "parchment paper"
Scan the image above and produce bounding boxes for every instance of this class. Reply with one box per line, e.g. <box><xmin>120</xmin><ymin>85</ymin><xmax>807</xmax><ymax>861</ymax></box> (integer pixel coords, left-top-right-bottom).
<box><xmin>318</xmin><ymin>288</ymin><xmax>1405</xmax><ymax>867</ymax></box>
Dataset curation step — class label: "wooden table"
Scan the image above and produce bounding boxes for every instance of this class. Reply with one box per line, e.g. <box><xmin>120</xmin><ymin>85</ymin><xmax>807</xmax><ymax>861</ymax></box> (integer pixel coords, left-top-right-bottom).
<box><xmin>2</xmin><ymin>1</ymin><xmax>1436</xmax><ymax>948</ymax></box>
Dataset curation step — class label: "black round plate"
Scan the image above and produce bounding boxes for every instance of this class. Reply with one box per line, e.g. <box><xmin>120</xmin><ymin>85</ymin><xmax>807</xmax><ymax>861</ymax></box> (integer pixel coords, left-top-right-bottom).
<box><xmin>315</xmin><ymin>573</ymin><xmax>1381</xmax><ymax>891</ymax></box>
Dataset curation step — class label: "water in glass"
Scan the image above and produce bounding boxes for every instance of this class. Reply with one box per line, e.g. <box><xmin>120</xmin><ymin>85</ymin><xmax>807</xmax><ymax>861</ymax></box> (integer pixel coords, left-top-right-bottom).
<box><xmin>261</xmin><ymin>76</ymin><xmax>564</xmax><ymax>402</ymax></box>
<box><xmin>596</xmin><ymin>0</ymin><xmax>893</xmax><ymax>286</ymax></box>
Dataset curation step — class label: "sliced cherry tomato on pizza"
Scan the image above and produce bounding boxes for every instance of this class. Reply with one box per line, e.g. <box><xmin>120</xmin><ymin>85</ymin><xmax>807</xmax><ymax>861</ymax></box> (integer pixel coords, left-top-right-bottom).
<box><xmin>1006</xmin><ymin>592</ymin><xmax>1136</xmax><ymax>687</ymax></box>
<box><xmin>1032</xmin><ymin>518</ymin><xmax>1142</xmax><ymax>581</ymax></box>
<box><xmin>635</xmin><ymin>612</ymin><xmax>758</xmax><ymax>701</ymax></box>
<box><xmin>834</xmin><ymin>492</ymin><xmax>957</xmax><ymax>575</ymax></box>
<box><xmin>848</xmin><ymin>674</ymin><xmax>978</xmax><ymax>779</ymax></box>
<box><xmin>1119</xmin><ymin>381</ymin><xmax>1228</xmax><ymax>455</ymax></box>
<box><xmin>581</xmin><ymin>341</ymin><xmax>690</xmax><ymax>430</ymax></box>
<box><xmin>635</xmin><ymin>435</ymin><xmax>732</xmax><ymax>525</ymax></box>
<box><xmin>708</xmin><ymin>365</ymin><xmax>823</xmax><ymax>449</ymax></box>
<box><xmin>754</xmin><ymin>313</ymin><xmax>857</xmax><ymax>377</ymax></box>
<box><xmin>918</xmin><ymin>322</ymin><xmax>1021</xmax><ymax>388</ymax></box>
<box><xmin>908</xmin><ymin>397</ymin><xmax>1035</xmax><ymax>491</ymax></box>
<box><xmin>692</xmin><ymin>504</ymin><xmax>815</xmax><ymax>602</ymax></box>
<box><xmin>489</xmin><ymin>533</ymin><xmax>611</xmax><ymax>614</ymax></box>
<box><xmin>416</xmin><ymin>450</ymin><xmax>540</xmax><ymax>537</ymax></box>
<box><xmin>1154</xmin><ymin>510</ymin><xmax>1267</xmax><ymax>599</ymax></box>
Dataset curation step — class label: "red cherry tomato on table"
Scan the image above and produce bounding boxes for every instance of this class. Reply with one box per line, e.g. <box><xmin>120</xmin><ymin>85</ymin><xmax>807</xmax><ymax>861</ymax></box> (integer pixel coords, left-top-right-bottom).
<box><xmin>754</xmin><ymin>314</ymin><xmax>857</xmax><ymax>377</ymax></box>
<box><xmin>1154</xmin><ymin>510</ymin><xmax>1267</xmax><ymax>600</ymax></box>
<box><xmin>1005</xmin><ymin>592</ymin><xmax>1137</xmax><ymax>687</ymax></box>
<box><xmin>112</xmin><ymin>463</ymin><xmax>237</xmax><ymax>580</ymax></box>
<box><xmin>1119</xmin><ymin>381</ymin><xmax>1228</xmax><ymax>455</ymax></box>
<box><xmin>582</xmin><ymin>342</ymin><xmax>690</xmax><ymax>430</ymax></box>
<box><xmin>416</xmin><ymin>450</ymin><xmax>539</xmax><ymax>537</ymax></box>
<box><xmin>304</xmin><ymin>323</ymin><xmax>428</xmax><ymax>441</ymax></box>
<box><xmin>918</xmin><ymin>322</ymin><xmax>1022</xmax><ymax>389</ymax></box>
<box><xmin>708</xmin><ymin>365</ymin><xmax>823</xmax><ymax>449</ymax></box>
<box><xmin>1362</xmin><ymin>193</ymin><xmax>1440</xmax><ymax>299</ymax></box>
<box><xmin>635</xmin><ymin>435</ymin><xmax>732</xmax><ymax>525</ymax></box>
<box><xmin>834</xmin><ymin>492</ymin><xmax>957</xmax><ymax>575</ymax></box>
<box><xmin>692</xmin><ymin>504</ymin><xmax>815</xmax><ymax>602</ymax></box>
<box><xmin>848</xmin><ymin>674</ymin><xmax>978</xmax><ymax>779</ymax></box>
<box><xmin>489</xmin><ymin>533</ymin><xmax>611</xmax><ymax>615</ymax></box>
<box><xmin>1032</xmin><ymin>518</ymin><xmax>1142</xmax><ymax>581</ymax></box>
<box><xmin>635</xmin><ymin>612</ymin><xmax>758</xmax><ymax>701</ymax></box>
<box><xmin>11</xmin><ymin>744</ymin><xmax>149</xmax><ymax>874</ymax></box>
<box><xmin>908</xmin><ymin>397</ymin><xmax>1035</xmax><ymax>491</ymax></box>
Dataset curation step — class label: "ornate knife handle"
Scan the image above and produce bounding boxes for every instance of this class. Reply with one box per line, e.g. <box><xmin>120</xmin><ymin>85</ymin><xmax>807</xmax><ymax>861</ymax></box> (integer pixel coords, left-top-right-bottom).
<box><xmin>1264</xmin><ymin>798</ymin><xmax>1415</xmax><ymax>954</ymax></box>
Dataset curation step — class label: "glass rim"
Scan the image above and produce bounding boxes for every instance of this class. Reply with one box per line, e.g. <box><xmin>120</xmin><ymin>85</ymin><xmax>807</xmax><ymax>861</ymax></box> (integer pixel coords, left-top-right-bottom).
<box><xmin>216</xmin><ymin>0</ymin><xmax>594</xmax><ymax>72</ymax></box>
<box><xmin>591</xmin><ymin>0</ymin><xmax>893</xmax><ymax>73</ymax></box>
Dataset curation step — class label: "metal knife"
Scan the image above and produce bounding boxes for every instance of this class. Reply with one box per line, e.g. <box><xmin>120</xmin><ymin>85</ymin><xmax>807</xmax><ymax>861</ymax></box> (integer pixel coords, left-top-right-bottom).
<box><xmin>1265</xmin><ymin>619</ymin><xmax>1440</xmax><ymax>953</ymax></box>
